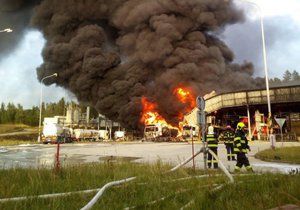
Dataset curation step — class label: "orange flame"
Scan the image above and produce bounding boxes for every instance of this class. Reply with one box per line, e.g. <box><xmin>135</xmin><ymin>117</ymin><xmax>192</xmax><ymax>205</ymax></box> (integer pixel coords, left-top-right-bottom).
<box><xmin>174</xmin><ymin>87</ymin><xmax>196</xmax><ymax>121</ymax></box>
<box><xmin>174</xmin><ymin>87</ymin><xmax>196</xmax><ymax>107</ymax></box>
<box><xmin>140</xmin><ymin>97</ymin><xmax>171</xmax><ymax>126</ymax></box>
<box><xmin>140</xmin><ymin>87</ymin><xmax>196</xmax><ymax>129</ymax></box>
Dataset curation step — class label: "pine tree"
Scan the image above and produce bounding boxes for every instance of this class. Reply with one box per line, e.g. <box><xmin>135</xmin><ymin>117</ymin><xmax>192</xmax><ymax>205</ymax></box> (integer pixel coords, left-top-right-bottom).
<box><xmin>15</xmin><ymin>104</ymin><xmax>25</xmax><ymax>124</ymax></box>
<box><xmin>269</xmin><ymin>77</ymin><xmax>282</xmax><ymax>87</ymax></box>
<box><xmin>283</xmin><ymin>70</ymin><xmax>292</xmax><ymax>82</ymax></box>
<box><xmin>57</xmin><ymin>98</ymin><xmax>66</xmax><ymax>116</ymax></box>
<box><xmin>292</xmin><ymin>70</ymin><xmax>300</xmax><ymax>81</ymax></box>
<box><xmin>6</xmin><ymin>103</ymin><xmax>17</xmax><ymax>123</ymax></box>
<box><xmin>273</xmin><ymin>77</ymin><xmax>282</xmax><ymax>84</ymax></box>
<box><xmin>0</xmin><ymin>103</ymin><xmax>5</xmax><ymax>123</ymax></box>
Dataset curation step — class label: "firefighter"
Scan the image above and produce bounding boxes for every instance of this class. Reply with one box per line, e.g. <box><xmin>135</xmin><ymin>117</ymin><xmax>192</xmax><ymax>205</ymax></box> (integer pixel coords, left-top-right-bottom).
<box><xmin>206</xmin><ymin>125</ymin><xmax>218</xmax><ymax>169</ymax></box>
<box><xmin>234</xmin><ymin>122</ymin><xmax>253</xmax><ymax>172</ymax></box>
<box><xmin>221</xmin><ymin>125</ymin><xmax>236</xmax><ymax>161</ymax></box>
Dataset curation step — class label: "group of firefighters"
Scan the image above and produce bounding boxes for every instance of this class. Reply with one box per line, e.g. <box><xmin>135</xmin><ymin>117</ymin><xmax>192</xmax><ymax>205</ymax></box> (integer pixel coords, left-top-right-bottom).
<box><xmin>205</xmin><ymin>122</ymin><xmax>253</xmax><ymax>172</ymax></box>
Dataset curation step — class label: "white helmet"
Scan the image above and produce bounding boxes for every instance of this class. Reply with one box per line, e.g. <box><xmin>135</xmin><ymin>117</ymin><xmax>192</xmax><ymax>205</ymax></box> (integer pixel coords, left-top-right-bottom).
<box><xmin>208</xmin><ymin>126</ymin><xmax>214</xmax><ymax>134</ymax></box>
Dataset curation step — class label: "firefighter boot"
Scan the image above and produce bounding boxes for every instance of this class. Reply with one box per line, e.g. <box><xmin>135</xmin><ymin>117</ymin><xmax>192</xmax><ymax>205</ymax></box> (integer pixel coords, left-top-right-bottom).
<box><xmin>234</xmin><ymin>166</ymin><xmax>241</xmax><ymax>173</ymax></box>
<box><xmin>246</xmin><ymin>166</ymin><xmax>254</xmax><ymax>173</ymax></box>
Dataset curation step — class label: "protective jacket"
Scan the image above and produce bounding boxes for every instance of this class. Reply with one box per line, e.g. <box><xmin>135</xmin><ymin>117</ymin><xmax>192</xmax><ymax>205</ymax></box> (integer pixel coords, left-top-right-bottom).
<box><xmin>206</xmin><ymin>133</ymin><xmax>218</xmax><ymax>148</ymax></box>
<box><xmin>234</xmin><ymin>129</ymin><xmax>250</xmax><ymax>153</ymax></box>
<box><xmin>222</xmin><ymin>130</ymin><xmax>235</xmax><ymax>146</ymax></box>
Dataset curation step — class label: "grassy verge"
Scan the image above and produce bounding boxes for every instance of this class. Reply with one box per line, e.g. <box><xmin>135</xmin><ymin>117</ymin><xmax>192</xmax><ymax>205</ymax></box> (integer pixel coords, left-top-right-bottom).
<box><xmin>0</xmin><ymin>162</ymin><xmax>299</xmax><ymax>210</ymax></box>
<box><xmin>0</xmin><ymin>124</ymin><xmax>29</xmax><ymax>134</ymax></box>
<box><xmin>255</xmin><ymin>147</ymin><xmax>300</xmax><ymax>164</ymax></box>
<box><xmin>0</xmin><ymin>133</ymin><xmax>37</xmax><ymax>146</ymax></box>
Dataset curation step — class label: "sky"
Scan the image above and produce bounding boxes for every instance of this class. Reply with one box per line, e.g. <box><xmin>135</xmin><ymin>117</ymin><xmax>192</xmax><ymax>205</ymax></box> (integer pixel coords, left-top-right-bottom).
<box><xmin>224</xmin><ymin>0</ymin><xmax>300</xmax><ymax>77</ymax></box>
<box><xmin>0</xmin><ymin>31</ymin><xmax>75</xmax><ymax>108</ymax></box>
<box><xmin>0</xmin><ymin>0</ymin><xmax>300</xmax><ymax>108</ymax></box>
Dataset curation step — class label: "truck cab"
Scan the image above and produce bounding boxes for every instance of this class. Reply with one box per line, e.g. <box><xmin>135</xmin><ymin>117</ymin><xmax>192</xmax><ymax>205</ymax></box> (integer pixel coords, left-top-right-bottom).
<box><xmin>144</xmin><ymin>124</ymin><xmax>162</xmax><ymax>139</ymax></box>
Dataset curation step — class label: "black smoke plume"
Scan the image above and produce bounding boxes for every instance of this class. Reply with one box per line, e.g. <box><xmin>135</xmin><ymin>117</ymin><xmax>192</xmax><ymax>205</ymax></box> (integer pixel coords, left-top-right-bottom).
<box><xmin>0</xmin><ymin>0</ymin><xmax>40</xmax><ymax>59</ymax></box>
<box><xmin>2</xmin><ymin>0</ymin><xmax>264</xmax><ymax>129</ymax></box>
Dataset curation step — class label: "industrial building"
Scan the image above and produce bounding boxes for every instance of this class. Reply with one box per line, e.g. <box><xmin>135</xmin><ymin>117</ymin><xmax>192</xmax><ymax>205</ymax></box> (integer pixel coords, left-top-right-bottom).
<box><xmin>183</xmin><ymin>85</ymin><xmax>300</xmax><ymax>141</ymax></box>
<box><xmin>206</xmin><ymin>84</ymin><xmax>300</xmax><ymax>140</ymax></box>
<box><xmin>42</xmin><ymin>104</ymin><xmax>125</xmax><ymax>143</ymax></box>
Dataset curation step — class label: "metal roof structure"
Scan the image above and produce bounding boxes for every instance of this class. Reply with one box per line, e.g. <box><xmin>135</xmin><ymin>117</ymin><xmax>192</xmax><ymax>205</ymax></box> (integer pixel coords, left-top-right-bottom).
<box><xmin>205</xmin><ymin>85</ymin><xmax>300</xmax><ymax>114</ymax></box>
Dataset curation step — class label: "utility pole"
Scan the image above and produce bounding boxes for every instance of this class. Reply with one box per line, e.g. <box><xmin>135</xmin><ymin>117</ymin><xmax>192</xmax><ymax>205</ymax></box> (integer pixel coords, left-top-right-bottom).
<box><xmin>38</xmin><ymin>73</ymin><xmax>58</xmax><ymax>143</ymax></box>
<box><xmin>197</xmin><ymin>96</ymin><xmax>207</xmax><ymax>170</ymax></box>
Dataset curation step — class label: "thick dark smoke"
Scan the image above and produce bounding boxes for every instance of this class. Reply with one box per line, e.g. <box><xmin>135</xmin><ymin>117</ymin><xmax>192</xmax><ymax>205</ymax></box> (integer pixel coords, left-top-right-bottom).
<box><xmin>2</xmin><ymin>0</ymin><xmax>264</xmax><ymax>129</ymax></box>
<box><xmin>0</xmin><ymin>0</ymin><xmax>40</xmax><ymax>59</ymax></box>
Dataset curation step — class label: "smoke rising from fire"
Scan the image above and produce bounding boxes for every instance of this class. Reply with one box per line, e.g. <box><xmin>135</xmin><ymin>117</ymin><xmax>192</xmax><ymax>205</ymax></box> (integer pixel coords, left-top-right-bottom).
<box><xmin>0</xmin><ymin>0</ymin><xmax>40</xmax><ymax>59</ymax></box>
<box><xmin>1</xmin><ymin>0</ymin><xmax>264</xmax><ymax>129</ymax></box>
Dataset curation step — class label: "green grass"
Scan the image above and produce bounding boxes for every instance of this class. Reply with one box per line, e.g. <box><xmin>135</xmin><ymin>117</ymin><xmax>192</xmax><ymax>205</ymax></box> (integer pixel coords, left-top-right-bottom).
<box><xmin>255</xmin><ymin>147</ymin><xmax>300</xmax><ymax>164</ymax></box>
<box><xmin>194</xmin><ymin>174</ymin><xmax>300</xmax><ymax>210</ymax></box>
<box><xmin>0</xmin><ymin>124</ymin><xmax>29</xmax><ymax>134</ymax></box>
<box><xmin>0</xmin><ymin>124</ymin><xmax>37</xmax><ymax>146</ymax></box>
<box><xmin>0</xmin><ymin>133</ymin><xmax>37</xmax><ymax>146</ymax></box>
<box><xmin>0</xmin><ymin>162</ymin><xmax>299</xmax><ymax>210</ymax></box>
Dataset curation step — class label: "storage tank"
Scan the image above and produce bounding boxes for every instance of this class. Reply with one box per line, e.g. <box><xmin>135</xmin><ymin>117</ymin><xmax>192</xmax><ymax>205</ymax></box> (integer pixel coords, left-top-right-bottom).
<box><xmin>73</xmin><ymin>108</ymin><xmax>80</xmax><ymax>124</ymax></box>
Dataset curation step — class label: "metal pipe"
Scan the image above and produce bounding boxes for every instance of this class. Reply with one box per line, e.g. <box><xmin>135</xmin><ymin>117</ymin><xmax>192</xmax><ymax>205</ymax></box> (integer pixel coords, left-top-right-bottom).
<box><xmin>55</xmin><ymin>143</ymin><xmax>61</xmax><ymax>171</ymax></box>
<box><xmin>191</xmin><ymin>129</ymin><xmax>195</xmax><ymax>170</ymax></box>
<box><xmin>247</xmin><ymin>105</ymin><xmax>252</xmax><ymax>140</ymax></box>
<box><xmin>236</xmin><ymin>0</ymin><xmax>272</xmax><ymax>135</ymax></box>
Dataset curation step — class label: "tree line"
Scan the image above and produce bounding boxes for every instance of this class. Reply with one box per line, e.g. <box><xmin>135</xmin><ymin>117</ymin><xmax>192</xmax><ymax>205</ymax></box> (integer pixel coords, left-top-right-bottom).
<box><xmin>0</xmin><ymin>98</ymin><xmax>66</xmax><ymax>126</ymax></box>
<box><xmin>269</xmin><ymin>70</ymin><xmax>300</xmax><ymax>86</ymax></box>
<box><xmin>0</xmin><ymin>98</ymin><xmax>99</xmax><ymax>126</ymax></box>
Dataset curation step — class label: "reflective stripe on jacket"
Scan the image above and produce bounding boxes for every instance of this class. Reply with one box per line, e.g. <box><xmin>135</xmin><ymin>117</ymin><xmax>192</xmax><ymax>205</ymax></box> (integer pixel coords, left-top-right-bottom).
<box><xmin>234</xmin><ymin>129</ymin><xmax>249</xmax><ymax>153</ymax></box>
<box><xmin>206</xmin><ymin>134</ymin><xmax>218</xmax><ymax>148</ymax></box>
<box><xmin>222</xmin><ymin>130</ymin><xmax>235</xmax><ymax>145</ymax></box>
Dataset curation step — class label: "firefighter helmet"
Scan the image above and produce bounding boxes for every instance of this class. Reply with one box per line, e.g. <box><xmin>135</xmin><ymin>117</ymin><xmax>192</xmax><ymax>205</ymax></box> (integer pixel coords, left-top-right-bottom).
<box><xmin>208</xmin><ymin>126</ymin><xmax>214</xmax><ymax>134</ymax></box>
<box><xmin>237</xmin><ymin>122</ymin><xmax>246</xmax><ymax>129</ymax></box>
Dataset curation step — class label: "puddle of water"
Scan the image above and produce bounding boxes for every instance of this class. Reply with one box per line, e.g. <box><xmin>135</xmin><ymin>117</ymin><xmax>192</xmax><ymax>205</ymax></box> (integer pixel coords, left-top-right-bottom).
<box><xmin>0</xmin><ymin>148</ymin><xmax>8</xmax><ymax>153</ymax></box>
<box><xmin>0</xmin><ymin>147</ymin><xmax>104</xmax><ymax>169</ymax></box>
<box><xmin>19</xmin><ymin>144</ymin><xmax>35</xmax><ymax>147</ymax></box>
<box><xmin>99</xmin><ymin>156</ymin><xmax>141</xmax><ymax>163</ymax></box>
<box><xmin>252</xmin><ymin>163</ymin><xmax>300</xmax><ymax>174</ymax></box>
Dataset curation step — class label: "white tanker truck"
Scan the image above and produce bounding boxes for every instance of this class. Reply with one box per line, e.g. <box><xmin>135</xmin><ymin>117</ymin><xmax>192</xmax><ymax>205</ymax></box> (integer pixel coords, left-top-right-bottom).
<box><xmin>144</xmin><ymin>124</ymin><xmax>178</xmax><ymax>141</ymax></box>
<box><xmin>73</xmin><ymin>129</ymin><xmax>109</xmax><ymax>141</ymax></box>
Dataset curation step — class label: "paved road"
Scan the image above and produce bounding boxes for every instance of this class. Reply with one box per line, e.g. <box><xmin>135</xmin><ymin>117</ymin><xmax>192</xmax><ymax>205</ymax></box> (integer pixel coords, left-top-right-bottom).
<box><xmin>0</xmin><ymin>141</ymin><xmax>299</xmax><ymax>173</ymax></box>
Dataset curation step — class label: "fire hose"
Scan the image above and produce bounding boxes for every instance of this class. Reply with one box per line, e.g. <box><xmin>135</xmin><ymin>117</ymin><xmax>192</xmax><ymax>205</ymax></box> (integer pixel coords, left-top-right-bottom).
<box><xmin>0</xmin><ymin>147</ymin><xmax>234</xmax><ymax>209</ymax></box>
<box><xmin>81</xmin><ymin>147</ymin><xmax>233</xmax><ymax>210</ymax></box>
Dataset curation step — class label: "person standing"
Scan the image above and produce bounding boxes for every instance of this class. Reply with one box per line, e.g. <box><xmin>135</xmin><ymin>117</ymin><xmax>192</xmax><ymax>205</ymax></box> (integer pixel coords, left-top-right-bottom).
<box><xmin>206</xmin><ymin>126</ymin><xmax>219</xmax><ymax>169</ymax></box>
<box><xmin>221</xmin><ymin>125</ymin><xmax>236</xmax><ymax>161</ymax></box>
<box><xmin>234</xmin><ymin>122</ymin><xmax>253</xmax><ymax>172</ymax></box>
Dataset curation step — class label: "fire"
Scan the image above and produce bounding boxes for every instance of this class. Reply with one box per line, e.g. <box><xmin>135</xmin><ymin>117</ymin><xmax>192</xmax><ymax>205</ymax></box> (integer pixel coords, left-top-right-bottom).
<box><xmin>140</xmin><ymin>87</ymin><xmax>196</xmax><ymax>128</ymax></box>
<box><xmin>174</xmin><ymin>87</ymin><xmax>196</xmax><ymax>121</ymax></box>
<box><xmin>174</xmin><ymin>87</ymin><xmax>196</xmax><ymax>107</ymax></box>
<box><xmin>140</xmin><ymin>97</ymin><xmax>171</xmax><ymax>126</ymax></box>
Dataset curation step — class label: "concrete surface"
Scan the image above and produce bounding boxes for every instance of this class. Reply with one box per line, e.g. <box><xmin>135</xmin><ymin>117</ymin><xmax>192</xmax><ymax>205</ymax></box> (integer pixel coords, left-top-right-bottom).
<box><xmin>0</xmin><ymin>141</ymin><xmax>300</xmax><ymax>173</ymax></box>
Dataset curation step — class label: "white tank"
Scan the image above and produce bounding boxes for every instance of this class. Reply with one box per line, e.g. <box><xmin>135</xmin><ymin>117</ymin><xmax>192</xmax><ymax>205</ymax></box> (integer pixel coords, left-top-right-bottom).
<box><xmin>66</xmin><ymin>105</ymin><xmax>73</xmax><ymax>125</ymax></box>
<box><xmin>115</xmin><ymin>131</ymin><xmax>125</xmax><ymax>139</ymax></box>
<box><xmin>73</xmin><ymin>108</ymin><xmax>80</xmax><ymax>124</ymax></box>
<box><xmin>43</xmin><ymin>123</ymin><xmax>64</xmax><ymax>137</ymax></box>
<box><xmin>74</xmin><ymin>129</ymin><xmax>100</xmax><ymax>140</ymax></box>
